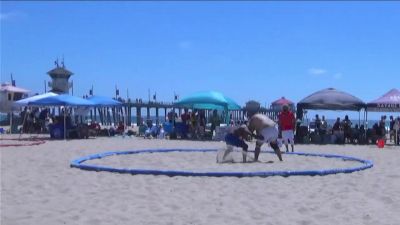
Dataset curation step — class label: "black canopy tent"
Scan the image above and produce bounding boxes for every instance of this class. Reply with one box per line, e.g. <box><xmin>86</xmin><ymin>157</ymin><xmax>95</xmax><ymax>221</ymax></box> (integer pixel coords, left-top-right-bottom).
<box><xmin>296</xmin><ymin>88</ymin><xmax>366</xmax><ymax>122</ymax></box>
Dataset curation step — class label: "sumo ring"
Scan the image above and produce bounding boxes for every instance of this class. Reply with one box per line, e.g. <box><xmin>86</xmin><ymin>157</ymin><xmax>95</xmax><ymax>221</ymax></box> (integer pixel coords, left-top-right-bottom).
<box><xmin>70</xmin><ymin>149</ymin><xmax>373</xmax><ymax>178</ymax></box>
<box><xmin>0</xmin><ymin>138</ymin><xmax>46</xmax><ymax>147</ymax></box>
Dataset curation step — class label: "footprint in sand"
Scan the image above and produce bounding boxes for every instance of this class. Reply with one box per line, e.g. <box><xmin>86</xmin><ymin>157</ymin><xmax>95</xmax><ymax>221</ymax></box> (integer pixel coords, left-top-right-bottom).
<box><xmin>297</xmin><ymin>207</ymin><xmax>309</xmax><ymax>214</ymax></box>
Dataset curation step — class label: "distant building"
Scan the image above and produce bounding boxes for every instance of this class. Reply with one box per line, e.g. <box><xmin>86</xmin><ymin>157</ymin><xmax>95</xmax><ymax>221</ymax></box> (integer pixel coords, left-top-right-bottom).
<box><xmin>47</xmin><ymin>60</ymin><xmax>73</xmax><ymax>94</ymax></box>
<box><xmin>0</xmin><ymin>82</ymin><xmax>29</xmax><ymax>113</ymax></box>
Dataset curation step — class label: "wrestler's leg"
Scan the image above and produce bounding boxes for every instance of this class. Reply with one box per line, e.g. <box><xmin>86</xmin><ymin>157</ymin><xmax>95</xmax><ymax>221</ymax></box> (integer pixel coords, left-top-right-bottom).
<box><xmin>270</xmin><ymin>141</ymin><xmax>283</xmax><ymax>161</ymax></box>
<box><xmin>255</xmin><ymin>140</ymin><xmax>263</xmax><ymax>161</ymax></box>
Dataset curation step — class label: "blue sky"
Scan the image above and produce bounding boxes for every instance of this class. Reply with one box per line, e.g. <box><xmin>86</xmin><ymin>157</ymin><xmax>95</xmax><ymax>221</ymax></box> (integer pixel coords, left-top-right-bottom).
<box><xmin>1</xmin><ymin>2</ymin><xmax>399</xmax><ymax>119</ymax></box>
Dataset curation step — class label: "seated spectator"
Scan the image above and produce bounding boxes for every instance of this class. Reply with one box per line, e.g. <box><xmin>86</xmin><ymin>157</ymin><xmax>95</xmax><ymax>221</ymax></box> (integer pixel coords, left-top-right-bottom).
<box><xmin>158</xmin><ymin>125</ymin><xmax>165</xmax><ymax>139</ymax></box>
<box><xmin>115</xmin><ymin>121</ymin><xmax>125</xmax><ymax>135</ymax></box>
<box><xmin>358</xmin><ymin>125</ymin><xmax>366</xmax><ymax>144</ymax></box>
<box><xmin>370</xmin><ymin>123</ymin><xmax>381</xmax><ymax>144</ymax></box>
<box><xmin>351</xmin><ymin>124</ymin><xmax>360</xmax><ymax>144</ymax></box>
<box><xmin>144</xmin><ymin>123</ymin><xmax>159</xmax><ymax>138</ymax></box>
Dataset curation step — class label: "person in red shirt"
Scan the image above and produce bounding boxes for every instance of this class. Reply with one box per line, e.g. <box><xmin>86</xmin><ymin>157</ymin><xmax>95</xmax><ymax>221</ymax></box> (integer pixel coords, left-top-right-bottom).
<box><xmin>278</xmin><ymin>104</ymin><xmax>296</xmax><ymax>152</ymax></box>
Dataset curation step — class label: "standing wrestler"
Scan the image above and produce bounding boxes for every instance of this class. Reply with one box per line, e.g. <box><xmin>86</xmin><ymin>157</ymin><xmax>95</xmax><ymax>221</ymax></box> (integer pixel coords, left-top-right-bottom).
<box><xmin>247</xmin><ymin>113</ymin><xmax>283</xmax><ymax>162</ymax></box>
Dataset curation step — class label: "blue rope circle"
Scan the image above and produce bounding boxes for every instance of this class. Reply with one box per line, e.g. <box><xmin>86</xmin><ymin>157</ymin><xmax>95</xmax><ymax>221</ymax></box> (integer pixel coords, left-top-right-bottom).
<box><xmin>70</xmin><ymin>149</ymin><xmax>373</xmax><ymax>178</ymax></box>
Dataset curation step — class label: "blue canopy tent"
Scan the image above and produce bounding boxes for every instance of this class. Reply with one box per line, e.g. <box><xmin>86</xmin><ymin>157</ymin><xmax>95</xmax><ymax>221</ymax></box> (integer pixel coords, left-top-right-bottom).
<box><xmin>28</xmin><ymin>94</ymin><xmax>95</xmax><ymax>107</ymax></box>
<box><xmin>28</xmin><ymin>94</ymin><xmax>96</xmax><ymax>139</ymax></box>
<box><xmin>86</xmin><ymin>95</ymin><xmax>122</xmax><ymax>107</ymax></box>
<box><xmin>174</xmin><ymin>91</ymin><xmax>241</xmax><ymax>124</ymax></box>
<box><xmin>14</xmin><ymin>92</ymin><xmax>59</xmax><ymax>138</ymax></box>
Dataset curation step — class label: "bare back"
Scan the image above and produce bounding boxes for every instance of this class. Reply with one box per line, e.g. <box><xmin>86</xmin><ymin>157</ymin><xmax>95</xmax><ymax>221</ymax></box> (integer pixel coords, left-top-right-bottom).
<box><xmin>248</xmin><ymin>113</ymin><xmax>276</xmax><ymax>134</ymax></box>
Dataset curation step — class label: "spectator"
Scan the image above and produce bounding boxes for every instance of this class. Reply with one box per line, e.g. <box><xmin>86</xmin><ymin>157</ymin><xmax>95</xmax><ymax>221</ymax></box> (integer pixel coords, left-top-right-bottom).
<box><xmin>332</xmin><ymin>117</ymin><xmax>342</xmax><ymax>132</ymax></box>
<box><xmin>315</xmin><ymin>114</ymin><xmax>322</xmax><ymax>134</ymax></box>
<box><xmin>167</xmin><ymin>110</ymin><xmax>177</xmax><ymax>124</ymax></box>
<box><xmin>38</xmin><ymin>108</ymin><xmax>49</xmax><ymax>133</ymax></box>
<box><xmin>394</xmin><ymin>117</ymin><xmax>400</xmax><ymax>145</ymax></box>
<box><xmin>342</xmin><ymin>115</ymin><xmax>352</xmax><ymax>143</ymax></box>
<box><xmin>115</xmin><ymin>121</ymin><xmax>125</xmax><ymax>135</ymax></box>
<box><xmin>180</xmin><ymin>108</ymin><xmax>191</xmax><ymax>138</ymax></box>
<box><xmin>198</xmin><ymin>110</ymin><xmax>206</xmax><ymax>139</ymax></box>
<box><xmin>278</xmin><ymin>104</ymin><xmax>296</xmax><ymax>152</ymax></box>
<box><xmin>320</xmin><ymin>115</ymin><xmax>328</xmax><ymax>135</ymax></box>
<box><xmin>210</xmin><ymin>109</ymin><xmax>221</xmax><ymax>136</ymax></box>
<box><xmin>190</xmin><ymin>110</ymin><xmax>198</xmax><ymax>139</ymax></box>
<box><xmin>181</xmin><ymin>108</ymin><xmax>190</xmax><ymax>125</ymax></box>
<box><xmin>389</xmin><ymin>115</ymin><xmax>395</xmax><ymax>142</ymax></box>
<box><xmin>379</xmin><ymin>116</ymin><xmax>386</xmax><ymax>140</ymax></box>
<box><xmin>370</xmin><ymin>122</ymin><xmax>381</xmax><ymax>144</ymax></box>
<box><xmin>332</xmin><ymin>117</ymin><xmax>343</xmax><ymax>144</ymax></box>
<box><xmin>229</xmin><ymin>113</ymin><xmax>234</xmax><ymax>126</ymax></box>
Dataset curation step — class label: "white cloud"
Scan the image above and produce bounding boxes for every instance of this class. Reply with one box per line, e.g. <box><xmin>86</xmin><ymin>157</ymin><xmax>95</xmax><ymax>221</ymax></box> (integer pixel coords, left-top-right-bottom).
<box><xmin>178</xmin><ymin>41</ymin><xmax>192</xmax><ymax>50</ymax></box>
<box><xmin>308</xmin><ymin>68</ymin><xmax>327</xmax><ymax>76</ymax></box>
<box><xmin>0</xmin><ymin>11</ymin><xmax>27</xmax><ymax>21</ymax></box>
<box><xmin>333</xmin><ymin>73</ymin><xmax>343</xmax><ymax>79</ymax></box>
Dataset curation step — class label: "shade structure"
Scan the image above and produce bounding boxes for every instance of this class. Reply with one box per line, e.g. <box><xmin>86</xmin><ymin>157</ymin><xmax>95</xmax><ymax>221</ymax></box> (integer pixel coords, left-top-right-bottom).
<box><xmin>366</xmin><ymin>88</ymin><xmax>400</xmax><ymax>112</ymax></box>
<box><xmin>175</xmin><ymin>91</ymin><xmax>241</xmax><ymax>124</ymax></box>
<box><xmin>297</xmin><ymin>88</ymin><xmax>365</xmax><ymax>111</ymax></box>
<box><xmin>26</xmin><ymin>94</ymin><xmax>95</xmax><ymax>140</ymax></box>
<box><xmin>86</xmin><ymin>95</ymin><xmax>122</xmax><ymax>107</ymax></box>
<box><xmin>28</xmin><ymin>94</ymin><xmax>95</xmax><ymax>107</ymax></box>
<box><xmin>272</xmin><ymin>97</ymin><xmax>294</xmax><ymax>106</ymax></box>
<box><xmin>296</xmin><ymin>88</ymin><xmax>365</xmax><ymax>120</ymax></box>
<box><xmin>14</xmin><ymin>92</ymin><xmax>58</xmax><ymax>107</ymax></box>
<box><xmin>175</xmin><ymin>91</ymin><xmax>241</xmax><ymax>110</ymax></box>
<box><xmin>271</xmin><ymin>97</ymin><xmax>295</xmax><ymax>111</ymax></box>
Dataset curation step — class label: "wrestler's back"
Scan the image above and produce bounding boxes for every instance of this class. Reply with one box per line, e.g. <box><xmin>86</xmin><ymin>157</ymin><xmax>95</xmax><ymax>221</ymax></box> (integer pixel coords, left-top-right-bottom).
<box><xmin>248</xmin><ymin>114</ymin><xmax>276</xmax><ymax>133</ymax></box>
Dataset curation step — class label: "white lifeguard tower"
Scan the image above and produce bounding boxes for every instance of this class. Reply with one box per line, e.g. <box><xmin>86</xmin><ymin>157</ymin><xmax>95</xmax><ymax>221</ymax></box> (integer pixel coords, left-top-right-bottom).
<box><xmin>47</xmin><ymin>59</ymin><xmax>73</xmax><ymax>94</ymax></box>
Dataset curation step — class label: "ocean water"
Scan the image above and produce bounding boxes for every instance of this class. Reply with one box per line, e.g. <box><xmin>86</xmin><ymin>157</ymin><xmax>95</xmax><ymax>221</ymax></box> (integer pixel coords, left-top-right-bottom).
<box><xmin>0</xmin><ymin>113</ymin><xmax>395</xmax><ymax>129</ymax></box>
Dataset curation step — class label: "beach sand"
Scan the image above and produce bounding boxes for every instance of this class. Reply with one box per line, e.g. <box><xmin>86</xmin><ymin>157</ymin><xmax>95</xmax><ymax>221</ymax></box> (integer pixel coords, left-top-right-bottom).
<box><xmin>1</xmin><ymin>135</ymin><xmax>400</xmax><ymax>225</ymax></box>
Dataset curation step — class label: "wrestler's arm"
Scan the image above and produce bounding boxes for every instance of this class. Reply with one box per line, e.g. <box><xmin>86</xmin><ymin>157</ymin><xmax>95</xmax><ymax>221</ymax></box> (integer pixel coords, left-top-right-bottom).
<box><xmin>247</xmin><ymin>122</ymin><xmax>264</xmax><ymax>140</ymax></box>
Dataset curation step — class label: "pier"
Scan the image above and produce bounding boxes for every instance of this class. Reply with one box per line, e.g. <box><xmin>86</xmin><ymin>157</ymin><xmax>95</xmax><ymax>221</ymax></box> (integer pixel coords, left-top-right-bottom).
<box><xmin>88</xmin><ymin>98</ymin><xmax>281</xmax><ymax>127</ymax></box>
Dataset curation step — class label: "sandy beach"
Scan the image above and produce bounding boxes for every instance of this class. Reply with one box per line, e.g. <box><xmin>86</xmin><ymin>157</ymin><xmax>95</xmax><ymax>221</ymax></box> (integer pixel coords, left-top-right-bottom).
<box><xmin>1</xmin><ymin>135</ymin><xmax>400</xmax><ymax>225</ymax></box>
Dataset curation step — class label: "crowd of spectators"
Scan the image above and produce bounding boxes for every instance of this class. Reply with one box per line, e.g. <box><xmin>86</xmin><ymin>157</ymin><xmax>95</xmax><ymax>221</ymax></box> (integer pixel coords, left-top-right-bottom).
<box><xmin>297</xmin><ymin>113</ymin><xmax>400</xmax><ymax>145</ymax></box>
